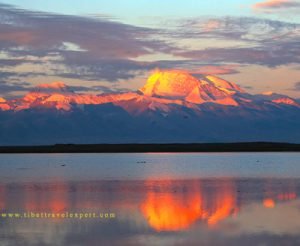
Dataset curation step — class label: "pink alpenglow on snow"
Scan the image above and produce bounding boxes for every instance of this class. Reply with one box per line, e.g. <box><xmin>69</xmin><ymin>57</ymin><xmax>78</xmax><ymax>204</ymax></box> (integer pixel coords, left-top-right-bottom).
<box><xmin>0</xmin><ymin>70</ymin><xmax>299</xmax><ymax>113</ymax></box>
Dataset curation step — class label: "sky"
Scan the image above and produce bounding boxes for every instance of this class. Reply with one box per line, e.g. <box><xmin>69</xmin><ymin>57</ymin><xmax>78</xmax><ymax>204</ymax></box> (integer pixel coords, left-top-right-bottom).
<box><xmin>0</xmin><ymin>0</ymin><xmax>300</xmax><ymax>98</ymax></box>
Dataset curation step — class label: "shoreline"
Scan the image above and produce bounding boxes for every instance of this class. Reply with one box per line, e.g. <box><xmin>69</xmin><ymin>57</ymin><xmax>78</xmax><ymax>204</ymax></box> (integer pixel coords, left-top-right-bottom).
<box><xmin>0</xmin><ymin>142</ymin><xmax>300</xmax><ymax>153</ymax></box>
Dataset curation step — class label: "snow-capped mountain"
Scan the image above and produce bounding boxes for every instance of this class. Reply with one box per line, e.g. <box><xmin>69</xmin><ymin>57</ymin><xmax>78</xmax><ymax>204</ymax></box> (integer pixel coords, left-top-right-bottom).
<box><xmin>0</xmin><ymin>70</ymin><xmax>299</xmax><ymax>145</ymax></box>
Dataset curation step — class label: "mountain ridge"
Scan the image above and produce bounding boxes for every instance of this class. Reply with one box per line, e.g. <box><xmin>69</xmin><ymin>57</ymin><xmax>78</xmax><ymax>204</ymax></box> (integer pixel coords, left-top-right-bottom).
<box><xmin>0</xmin><ymin>70</ymin><xmax>299</xmax><ymax>113</ymax></box>
<box><xmin>0</xmin><ymin>70</ymin><xmax>299</xmax><ymax>145</ymax></box>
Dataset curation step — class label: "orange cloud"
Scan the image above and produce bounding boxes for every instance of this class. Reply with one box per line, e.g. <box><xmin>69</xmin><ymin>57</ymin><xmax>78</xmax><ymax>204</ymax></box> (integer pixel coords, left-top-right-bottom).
<box><xmin>192</xmin><ymin>65</ymin><xmax>239</xmax><ymax>75</ymax></box>
<box><xmin>202</xmin><ymin>20</ymin><xmax>222</xmax><ymax>32</ymax></box>
<box><xmin>253</xmin><ymin>0</ymin><xmax>300</xmax><ymax>10</ymax></box>
<box><xmin>0</xmin><ymin>31</ymin><xmax>35</xmax><ymax>45</ymax></box>
<box><xmin>150</xmin><ymin>66</ymin><xmax>238</xmax><ymax>76</ymax></box>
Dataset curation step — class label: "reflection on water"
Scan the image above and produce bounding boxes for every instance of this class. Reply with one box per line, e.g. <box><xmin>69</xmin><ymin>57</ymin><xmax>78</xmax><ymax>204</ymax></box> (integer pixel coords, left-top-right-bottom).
<box><xmin>0</xmin><ymin>178</ymin><xmax>299</xmax><ymax>245</ymax></box>
<box><xmin>141</xmin><ymin>179</ymin><xmax>238</xmax><ymax>231</ymax></box>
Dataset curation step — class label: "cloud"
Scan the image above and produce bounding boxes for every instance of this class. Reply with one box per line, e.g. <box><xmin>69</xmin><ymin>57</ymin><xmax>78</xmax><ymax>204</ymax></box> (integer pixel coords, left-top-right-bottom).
<box><xmin>0</xmin><ymin>80</ymin><xmax>33</xmax><ymax>96</ymax></box>
<box><xmin>241</xmin><ymin>85</ymin><xmax>254</xmax><ymax>90</ymax></box>
<box><xmin>174</xmin><ymin>17</ymin><xmax>300</xmax><ymax>42</ymax></box>
<box><xmin>0</xmin><ymin>3</ymin><xmax>173</xmax><ymax>85</ymax></box>
<box><xmin>54</xmin><ymin>53</ymin><xmax>157</xmax><ymax>81</ymax></box>
<box><xmin>176</xmin><ymin>45</ymin><xmax>300</xmax><ymax>67</ymax></box>
<box><xmin>68</xmin><ymin>85</ymin><xmax>124</xmax><ymax>94</ymax></box>
<box><xmin>186</xmin><ymin>65</ymin><xmax>239</xmax><ymax>75</ymax></box>
<box><xmin>253</xmin><ymin>0</ymin><xmax>300</xmax><ymax>10</ymax></box>
<box><xmin>0</xmin><ymin>4</ymin><xmax>168</xmax><ymax>59</ymax></box>
<box><xmin>0</xmin><ymin>4</ymin><xmax>299</xmax><ymax>96</ymax></box>
<box><xmin>0</xmin><ymin>71</ymin><xmax>48</xmax><ymax>81</ymax></box>
<box><xmin>0</xmin><ymin>58</ymin><xmax>30</xmax><ymax>67</ymax></box>
<box><xmin>291</xmin><ymin>81</ymin><xmax>300</xmax><ymax>90</ymax></box>
<box><xmin>168</xmin><ymin>17</ymin><xmax>300</xmax><ymax>67</ymax></box>
<box><xmin>202</xmin><ymin>20</ymin><xmax>222</xmax><ymax>32</ymax></box>
<box><xmin>0</xmin><ymin>79</ymin><xmax>119</xmax><ymax>98</ymax></box>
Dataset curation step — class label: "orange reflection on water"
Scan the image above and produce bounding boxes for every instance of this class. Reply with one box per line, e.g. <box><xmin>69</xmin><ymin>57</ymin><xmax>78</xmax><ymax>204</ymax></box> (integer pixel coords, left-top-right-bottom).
<box><xmin>263</xmin><ymin>181</ymin><xmax>297</xmax><ymax>209</ymax></box>
<box><xmin>141</xmin><ymin>188</ymin><xmax>205</xmax><ymax>231</ymax></box>
<box><xmin>141</xmin><ymin>180</ymin><xmax>238</xmax><ymax>231</ymax></box>
<box><xmin>0</xmin><ymin>184</ymin><xmax>5</xmax><ymax>210</ymax></box>
<box><xmin>48</xmin><ymin>183</ymin><xmax>69</xmax><ymax>213</ymax></box>
<box><xmin>277</xmin><ymin>192</ymin><xmax>297</xmax><ymax>201</ymax></box>
<box><xmin>263</xmin><ymin>198</ymin><xmax>275</xmax><ymax>208</ymax></box>
<box><xmin>206</xmin><ymin>183</ymin><xmax>238</xmax><ymax>226</ymax></box>
<box><xmin>24</xmin><ymin>182</ymin><xmax>69</xmax><ymax>213</ymax></box>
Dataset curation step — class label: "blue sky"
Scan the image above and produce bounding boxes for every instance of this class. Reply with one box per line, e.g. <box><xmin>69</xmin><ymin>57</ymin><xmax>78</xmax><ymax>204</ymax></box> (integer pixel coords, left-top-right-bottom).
<box><xmin>0</xmin><ymin>0</ymin><xmax>300</xmax><ymax>98</ymax></box>
<box><xmin>2</xmin><ymin>0</ymin><xmax>256</xmax><ymax>16</ymax></box>
<box><xmin>3</xmin><ymin>0</ymin><xmax>299</xmax><ymax>25</ymax></box>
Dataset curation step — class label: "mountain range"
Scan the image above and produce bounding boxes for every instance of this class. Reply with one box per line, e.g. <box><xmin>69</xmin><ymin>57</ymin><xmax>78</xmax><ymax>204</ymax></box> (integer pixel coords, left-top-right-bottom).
<box><xmin>1</xmin><ymin>70</ymin><xmax>300</xmax><ymax>145</ymax></box>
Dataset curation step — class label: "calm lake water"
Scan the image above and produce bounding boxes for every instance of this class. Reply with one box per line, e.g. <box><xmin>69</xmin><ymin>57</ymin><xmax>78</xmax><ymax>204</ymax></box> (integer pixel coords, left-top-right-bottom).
<box><xmin>0</xmin><ymin>153</ymin><xmax>300</xmax><ymax>245</ymax></box>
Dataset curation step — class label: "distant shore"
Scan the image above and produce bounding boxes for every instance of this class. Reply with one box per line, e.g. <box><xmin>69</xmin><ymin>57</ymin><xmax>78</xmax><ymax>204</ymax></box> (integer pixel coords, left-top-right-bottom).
<box><xmin>0</xmin><ymin>142</ymin><xmax>300</xmax><ymax>153</ymax></box>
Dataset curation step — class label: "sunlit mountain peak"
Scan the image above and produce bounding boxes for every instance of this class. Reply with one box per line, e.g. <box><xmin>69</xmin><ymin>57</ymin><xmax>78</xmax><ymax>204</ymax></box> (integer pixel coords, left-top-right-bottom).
<box><xmin>139</xmin><ymin>69</ymin><xmax>240</xmax><ymax>105</ymax></box>
<box><xmin>139</xmin><ymin>69</ymin><xmax>201</xmax><ymax>98</ymax></box>
<box><xmin>262</xmin><ymin>91</ymin><xmax>274</xmax><ymax>96</ymax></box>
<box><xmin>34</xmin><ymin>81</ymin><xmax>72</xmax><ymax>93</ymax></box>
<box><xmin>259</xmin><ymin>91</ymin><xmax>300</xmax><ymax>106</ymax></box>
<box><xmin>0</xmin><ymin>97</ymin><xmax>10</xmax><ymax>111</ymax></box>
<box><xmin>0</xmin><ymin>97</ymin><xmax>6</xmax><ymax>103</ymax></box>
<box><xmin>37</xmin><ymin>81</ymin><xmax>67</xmax><ymax>89</ymax></box>
<box><xmin>0</xmin><ymin>68</ymin><xmax>300</xmax><ymax>143</ymax></box>
<box><xmin>0</xmin><ymin>69</ymin><xmax>299</xmax><ymax>115</ymax></box>
<box><xmin>204</xmin><ymin>75</ymin><xmax>244</xmax><ymax>93</ymax></box>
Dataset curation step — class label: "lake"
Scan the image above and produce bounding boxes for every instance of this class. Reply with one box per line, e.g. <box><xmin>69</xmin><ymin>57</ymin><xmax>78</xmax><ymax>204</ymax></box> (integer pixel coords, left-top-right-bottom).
<box><xmin>0</xmin><ymin>153</ymin><xmax>299</xmax><ymax>245</ymax></box>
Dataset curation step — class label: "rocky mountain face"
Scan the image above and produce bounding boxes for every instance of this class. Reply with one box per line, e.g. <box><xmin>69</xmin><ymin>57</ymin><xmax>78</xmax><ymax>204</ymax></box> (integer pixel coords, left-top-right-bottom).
<box><xmin>0</xmin><ymin>70</ymin><xmax>299</xmax><ymax>145</ymax></box>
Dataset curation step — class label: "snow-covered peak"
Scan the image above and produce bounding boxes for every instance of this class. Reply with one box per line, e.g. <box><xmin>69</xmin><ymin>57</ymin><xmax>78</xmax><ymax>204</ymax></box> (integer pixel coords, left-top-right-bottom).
<box><xmin>2</xmin><ymin>70</ymin><xmax>299</xmax><ymax>113</ymax></box>
<box><xmin>0</xmin><ymin>97</ymin><xmax>6</xmax><ymax>103</ymax></box>
<box><xmin>138</xmin><ymin>70</ymin><xmax>242</xmax><ymax>106</ymax></box>
<box><xmin>34</xmin><ymin>82</ymin><xmax>72</xmax><ymax>93</ymax></box>
<box><xmin>22</xmin><ymin>82</ymin><xmax>74</xmax><ymax>104</ymax></box>
<box><xmin>258</xmin><ymin>91</ymin><xmax>300</xmax><ymax>107</ymax></box>
<box><xmin>139</xmin><ymin>70</ymin><xmax>201</xmax><ymax>98</ymax></box>
<box><xmin>0</xmin><ymin>97</ymin><xmax>10</xmax><ymax>111</ymax></box>
<box><xmin>262</xmin><ymin>91</ymin><xmax>274</xmax><ymax>96</ymax></box>
<box><xmin>204</xmin><ymin>75</ymin><xmax>244</xmax><ymax>93</ymax></box>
